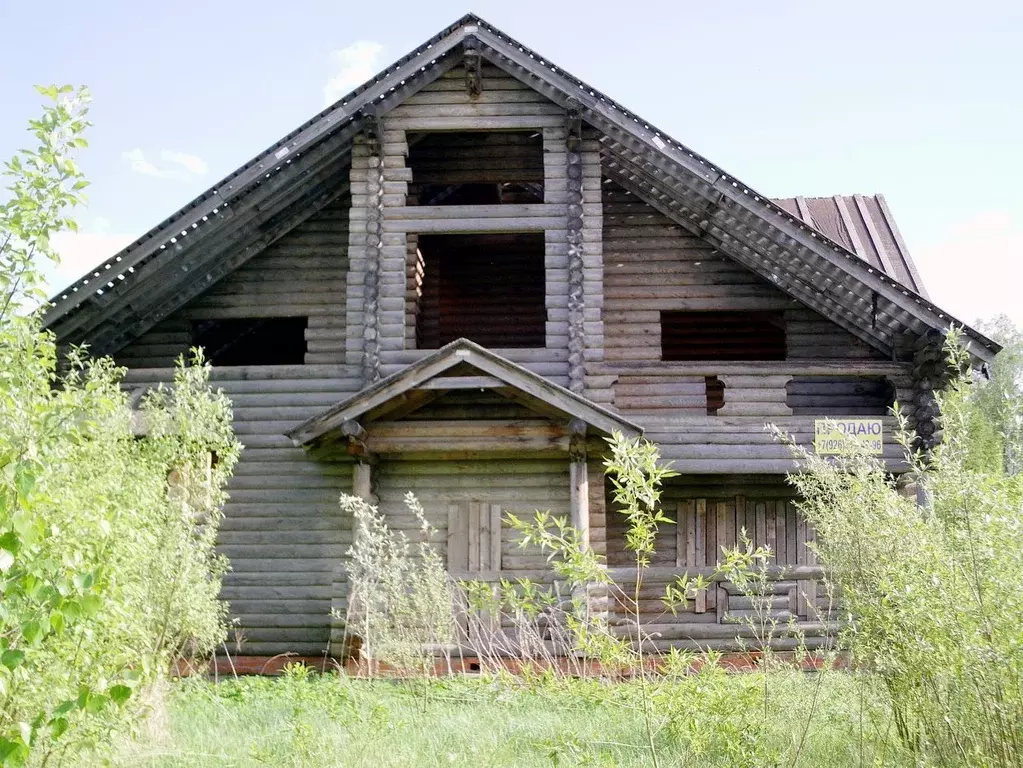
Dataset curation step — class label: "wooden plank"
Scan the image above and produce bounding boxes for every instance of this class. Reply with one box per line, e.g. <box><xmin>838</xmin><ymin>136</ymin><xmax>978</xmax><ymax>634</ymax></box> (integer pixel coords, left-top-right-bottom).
<box><xmin>676</xmin><ymin>500</ymin><xmax>693</xmax><ymax>568</ymax></box>
<box><xmin>490</xmin><ymin>504</ymin><xmax>503</xmax><ymax>571</ymax></box>
<box><xmin>766</xmin><ymin>501</ymin><xmax>778</xmax><ymax>564</ymax></box>
<box><xmin>694</xmin><ymin>498</ymin><xmax>706</xmax><ymax>569</ymax></box>
<box><xmin>755</xmin><ymin>502</ymin><xmax>767</xmax><ymax>551</ymax></box>
<box><xmin>715</xmin><ymin>501</ymin><xmax>728</xmax><ymax>563</ymax></box>
<box><xmin>479</xmin><ymin>501</ymin><xmax>493</xmax><ymax>572</ymax></box>
<box><xmin>786</xmin><ymin>501</ymin><xmax>798</xmax><ymax>567</ymax></box>
<box><xmin>468</xmin><ymin>501</ymin><xmax>481</xmax><ymax>572</ymax></box>
<box><xmin>417</xmin><ymin>376</ymin><xmax>504</xmax><ymax>390</ymax></box>
<box><xmin>447</xmin><ymin>503</ymin><xmax>468</xmax><ymax>572</ymax></box>
<box><xmin>797</xmin><ymin>512</ymin><xmax>807</xmax><ymax>566</ymax></box>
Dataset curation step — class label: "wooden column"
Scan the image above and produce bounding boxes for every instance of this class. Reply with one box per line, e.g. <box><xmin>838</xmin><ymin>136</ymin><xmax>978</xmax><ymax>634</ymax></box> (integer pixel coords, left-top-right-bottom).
<box><xmin>565</xmin><ymin>105</ymin><xmax>586</xmax><ymax>394</ymax></box>
<box><xmin>345</xmin><ymin>419</ymin><xmax>377</xmax><ymax>506</ymax></box>
<box><xmin>911</xmin><ymin>329</ymin><xmax>953</xmax><ymax>457</ymax></box>
<box><xmin>568</xmin><ymin>419</ymin><xmax>589</xmax><ymax>549</ymax></box>
<box><xmin>361</xmin><ymin>113</ymin><xmax>383</xmax><ymax>385</ymax></box>
<box><xmin>353</xmin><ymin>461</ymin><xmax>373</xmax><ymax>503</ymax></box>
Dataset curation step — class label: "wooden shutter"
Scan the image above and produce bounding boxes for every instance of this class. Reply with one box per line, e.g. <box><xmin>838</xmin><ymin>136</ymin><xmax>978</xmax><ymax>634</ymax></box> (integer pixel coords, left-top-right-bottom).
<box><xmin>447</xmin><ymin>502</ymin><xmax>502</xmax><ymax>574</ymax></box>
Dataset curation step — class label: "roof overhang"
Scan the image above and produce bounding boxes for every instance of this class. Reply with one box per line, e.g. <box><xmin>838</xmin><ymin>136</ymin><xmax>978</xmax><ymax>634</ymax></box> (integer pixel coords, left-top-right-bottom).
<box><xmin>286</xmin><ymin>338</ymin><xmax>643</xmax><ymax>447</ymax></box>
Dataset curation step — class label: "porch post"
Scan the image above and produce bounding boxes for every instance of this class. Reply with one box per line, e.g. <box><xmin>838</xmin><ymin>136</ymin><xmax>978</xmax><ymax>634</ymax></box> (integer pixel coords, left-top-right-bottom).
<box><xmin>352</xmin><ymin>461</ymin><xmax>374</xmax><ymax>504</ymax></box>
<box><xmin>568</xmin><ymin>419</ymin><xmax>590</xmax><ymax>548</ymax></box>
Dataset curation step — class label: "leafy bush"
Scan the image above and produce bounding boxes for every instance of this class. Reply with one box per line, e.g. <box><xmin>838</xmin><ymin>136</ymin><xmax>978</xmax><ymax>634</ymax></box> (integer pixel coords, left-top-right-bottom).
<box><xmin>784</xmin><ymin>332</ymin><xmax>1023</xmax><ymax>766</ymax></box>
<box><xmin>0</xmin><ymin>88</ymin><xmax>240</xmax><ymax>765</ymax></box>
<box><xmin>340</xmin><ymin>492</ymin><xmax>458</xmax><ymax>674</ymax></box>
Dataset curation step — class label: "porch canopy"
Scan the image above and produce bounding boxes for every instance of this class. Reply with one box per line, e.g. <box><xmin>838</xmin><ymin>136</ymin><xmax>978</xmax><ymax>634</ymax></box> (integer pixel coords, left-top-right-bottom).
<box><xmin>286</xmin><ymin>338</ymin><xmax>642</xmax><ymax>458</ymax></box>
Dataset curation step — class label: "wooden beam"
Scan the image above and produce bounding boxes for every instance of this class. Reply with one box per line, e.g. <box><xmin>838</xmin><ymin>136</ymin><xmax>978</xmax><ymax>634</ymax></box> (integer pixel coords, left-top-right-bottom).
<box><xmin>417</xmin><ymin>376</ymin><xmax>504</xmax><ymax>390</ymax></box>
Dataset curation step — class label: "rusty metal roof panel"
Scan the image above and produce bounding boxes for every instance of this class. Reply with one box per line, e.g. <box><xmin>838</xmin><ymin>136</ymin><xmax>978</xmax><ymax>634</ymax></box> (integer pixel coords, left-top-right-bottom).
<box><xmin>773</xmin><ymin>194</ymin><xmax>928</xmax><ymax>298</ymax></box>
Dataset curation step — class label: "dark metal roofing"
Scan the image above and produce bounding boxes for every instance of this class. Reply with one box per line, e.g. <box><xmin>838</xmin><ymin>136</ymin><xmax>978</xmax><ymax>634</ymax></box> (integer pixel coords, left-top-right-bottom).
<box><xmin>774</xmin><ymin>194</ymin><xmax>928</xmax><ymax>297</ymax></box>
<box><xmin>42</xmin><ymin>13</ymin><xmax>1000</xmax><ymax>363</ymax></box>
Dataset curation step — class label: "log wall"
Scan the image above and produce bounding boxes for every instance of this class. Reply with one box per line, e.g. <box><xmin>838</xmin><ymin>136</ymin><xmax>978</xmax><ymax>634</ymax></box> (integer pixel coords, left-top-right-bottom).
<box><xmin>123</xmin><ymin>365</ymin><xmax>361</xmax><ymax>657</ymax></box>
<box><xmin>115</xmin><ymin>197</ymin><xmax>350</xmax><ymax>368</ymax></box>
<box><xmin>605</xmin><ymin>474</ymin><xmax>830</xmax><ymax>650</ymax></box>
<box><xmin>600</xmin><ymin>181</ymin><xmax>883</xmax><ymax>364</ymax></box>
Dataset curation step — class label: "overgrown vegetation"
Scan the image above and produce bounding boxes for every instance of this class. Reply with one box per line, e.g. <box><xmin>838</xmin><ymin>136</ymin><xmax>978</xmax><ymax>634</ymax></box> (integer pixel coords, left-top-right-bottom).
<box><xmin>0</xmin><ymin>89</ymin><xmax>240</xmax><ymax>765</ymax></box>
<box><xmin>783</xmin><ymin>331</ymin><xmax>1023</xmax><ymax>767</ymax></box>
<box><xmin>114</xmin><ymin>667</ymin><xmax>905</xmax><ymax>767</ymax></box>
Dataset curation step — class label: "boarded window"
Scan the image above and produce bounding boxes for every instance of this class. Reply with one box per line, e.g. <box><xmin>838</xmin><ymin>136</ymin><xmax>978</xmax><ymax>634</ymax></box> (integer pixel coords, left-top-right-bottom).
<box><xmin>786</xmin><ymin>376</ymin><xmax>896</xmax><ymax>415</ymax></box>
<box><xmin>407</xmin><ymin>131</ymin><xmax>544</xmax><ymax>205</ymax></box>
<box><xmin>415</xmin><ymin>233</ymin><xmax>546</xmax><ymax>349</ymax></box>
<box><xmin>191</xmin><ymin>317</ymin><xmax>307</xmax><ymax>366</ymax></box>
<box><xmin>661</xmin><ymin>311</ymin><xmax>785</xmax><ymax>361</ymax></box>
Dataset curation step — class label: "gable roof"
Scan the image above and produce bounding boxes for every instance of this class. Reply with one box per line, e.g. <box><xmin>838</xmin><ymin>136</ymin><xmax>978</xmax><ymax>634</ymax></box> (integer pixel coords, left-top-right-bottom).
<box><xmin>43</xmin><ymin>13</ymin><xmax>999</xmax><ymax>363</ymax></box>
<box><xmin>286</xmin><ymin>338</ymin><xmax>643</xmax><ymax>446</ymax></box>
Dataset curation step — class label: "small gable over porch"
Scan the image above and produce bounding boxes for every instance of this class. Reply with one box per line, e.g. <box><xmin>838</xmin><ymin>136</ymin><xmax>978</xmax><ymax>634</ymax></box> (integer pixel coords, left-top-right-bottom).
<box><xmin>287</xmin><ymin>338</ymin><xmax>641</xmax><ymax>459</ymax></box>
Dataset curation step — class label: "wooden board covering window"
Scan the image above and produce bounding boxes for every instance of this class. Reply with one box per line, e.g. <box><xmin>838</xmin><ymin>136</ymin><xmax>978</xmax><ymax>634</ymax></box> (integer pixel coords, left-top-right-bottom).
<box><xmin>660</xmin><ymin>311</ymin><xmax>785</xmax><ymax>361</ymax></box>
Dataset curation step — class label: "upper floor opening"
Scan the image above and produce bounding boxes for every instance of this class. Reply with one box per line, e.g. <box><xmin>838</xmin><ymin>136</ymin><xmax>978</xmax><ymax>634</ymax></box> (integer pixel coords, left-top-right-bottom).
<box><xmin>412</xmin><ymin>232</ymin><xmax>546</xmax><ymax>349</ymax></box>
<box><xmin>406</xmin><ymin>130</ymin><xmax>544</xmax><ymax>206</ymax></box>
<box><xmin>661</xmin><ymin>311</ymin><xmax>786</xmax><ymax>361</ymax></box>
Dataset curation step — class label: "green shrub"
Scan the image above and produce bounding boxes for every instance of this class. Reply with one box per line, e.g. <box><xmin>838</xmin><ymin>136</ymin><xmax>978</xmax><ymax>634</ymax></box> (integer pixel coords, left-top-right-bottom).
<box><xmin>784</xmin><ymin>332</ymin><xmax>1023</xmax><ymax>766</ymax></box>
<box><xmin>0</xmin><ymin>88</ymin><xmax>240</xmax><ymax>766</ymax></box>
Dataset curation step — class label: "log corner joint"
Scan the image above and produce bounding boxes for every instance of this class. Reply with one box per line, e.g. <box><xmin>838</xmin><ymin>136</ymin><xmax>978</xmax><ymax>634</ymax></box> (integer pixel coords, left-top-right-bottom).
<box><xmin>462</xmin><ymin>39</ymin><xmax>483</xmax><ymax>99</ymax></box>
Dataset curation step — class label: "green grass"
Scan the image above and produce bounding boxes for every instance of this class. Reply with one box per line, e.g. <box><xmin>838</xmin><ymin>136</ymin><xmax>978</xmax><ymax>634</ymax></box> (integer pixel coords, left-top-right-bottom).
<box><xmin>109</xmin><ymin>668</ymin><xmax>909</xmax><ymax>767</ymax></box>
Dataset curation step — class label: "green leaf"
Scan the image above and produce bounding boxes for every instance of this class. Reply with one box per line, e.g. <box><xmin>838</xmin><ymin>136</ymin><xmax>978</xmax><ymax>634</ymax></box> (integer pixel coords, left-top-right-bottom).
<box><xmin>0</xmin><ymin>738</ymin><xmax>21</xmax><ymax>764</ymax></box>
<box><xmin>16</xmin><ymin>724</ymin><xmax>30</xmax><ymax>749</ymax></box>
<box><xmin>1</xmin><ymin>650</ymin><xmax>25</xmax><ymax>671</ymax></box>
<box><xmin>0</xmin><ymin>532</ymin><xmax>19</xmax><ymax>556</ymax></box>
<box><xmin>81</xmin><ymin>592</ymin><xmax>101</xmax><ymax>617</ymax></box>
<box><xmin>49</xmin><ymin>717</ymin><xmax>68</xmax><ymax>740</ymax></box>
<box><xmin>0</xmin><ymin>551</ymin><xmax>12</xmax><ymax>574</ymax></box>
<box><xmin>19</xmin><ymin>621</ymin><xmax>42</xmax><ymax>646</ymax></box>
<box><xmin>85</xmin><ymin>693</ymin><xmax>107</xmax><ymax>714</ymax></box>
<box><xmin>109</xmin><ymin>684</ymin><xmax>132</xmax><ymax>706</ymax></box>
<box><xmin>53</xmin><ymin>700</ymin><xmax>76</xmax><ymax>717</ymax></box>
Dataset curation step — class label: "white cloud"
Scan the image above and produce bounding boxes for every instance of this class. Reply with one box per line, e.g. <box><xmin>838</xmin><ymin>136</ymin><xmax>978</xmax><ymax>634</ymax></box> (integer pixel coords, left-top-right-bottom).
<box><xmin>160</xmin><ymin>149</ymin><xmax>208</xmax><ymax>176</ymax></box>
<box><xmin>915</xmin><ymin>209</ymin><xmax>1023</xmax><ymax>328</ymax></box>
<box><xmin>48</xmin><ymin>230</ymin><xmax>136</xmax><ymax>294</ymax></box>
<box><xmin>121</xmin><ymin>148</ymin><xmax>208</xmax><ymax>179</ymax></box>
<box><xmin>324</xmin><ymin>40</ymin><xmax>385</xmax><ymax>106</ymax></box>
<box><xmin>122</xmin><ymin>148</ymin><xmax>162</xmax><ymax>177</ymax></box>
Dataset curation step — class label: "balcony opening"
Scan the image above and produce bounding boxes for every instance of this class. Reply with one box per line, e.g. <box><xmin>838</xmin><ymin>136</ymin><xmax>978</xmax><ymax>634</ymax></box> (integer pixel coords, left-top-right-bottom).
<box><xmin>407</xmin><ymin>131</ymin><xmax>544</xmax><ymax>206</ymax></box>
<box><xmin>191</xmin><ymin>317</ymin><xmax>307</xmax><ymax>366</ymax></box>
<box><xmin>786</xmin><ymin>376</ymin><xmax>896</xmax><ymax>416</ymax></box>
<box><xmin>661</xmin><ymin>311</ymin><xmax>786</xmax><ymax>361</ymax></box>
<box><xmin>413</xmin><ymin>233</ymin><xmax>546</xmax><ymax>349</ymax></box>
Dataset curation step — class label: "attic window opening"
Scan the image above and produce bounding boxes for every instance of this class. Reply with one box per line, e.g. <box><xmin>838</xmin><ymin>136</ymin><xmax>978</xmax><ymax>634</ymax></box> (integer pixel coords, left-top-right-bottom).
<box><xmin>661</xmin><ymin>311</ymin><xmax>786</xmax><ymax>361</ymax></box>
<box><xmin>413</xmin><ymin>233</ymin><xmax>545</xmax><ymax>349</ymax></box>
<box><xmin>191</xmin><ymin>317</ymin><xmax>307</xmax><ymax>366</ymax></box>
<box><xmin>407</xmin><ymin>131</ymin><xmax>544</xmax><ymax>206</ymax></box>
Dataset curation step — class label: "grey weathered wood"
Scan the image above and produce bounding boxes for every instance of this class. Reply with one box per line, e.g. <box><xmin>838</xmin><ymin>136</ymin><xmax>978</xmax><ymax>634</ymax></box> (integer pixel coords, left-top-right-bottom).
<box><xmin>417</xmin><ymin>376</ymin><xmax>504</xmax><ymax>390</ymax></box>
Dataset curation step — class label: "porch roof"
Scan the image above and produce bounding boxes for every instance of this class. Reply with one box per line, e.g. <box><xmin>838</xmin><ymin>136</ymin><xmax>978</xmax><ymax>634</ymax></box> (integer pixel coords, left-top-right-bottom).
<box><xmin>286</xmin><ymin>338</ymin><xmax>643</xmax><ymax>447</ymax></box>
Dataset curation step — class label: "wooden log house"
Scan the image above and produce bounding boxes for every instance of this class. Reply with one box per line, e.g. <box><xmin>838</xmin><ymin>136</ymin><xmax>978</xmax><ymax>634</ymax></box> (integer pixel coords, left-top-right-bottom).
<box><xmin>43</xmin><ymin>15</ymin><xmax>999</xmax><ymax>660</ymax></box>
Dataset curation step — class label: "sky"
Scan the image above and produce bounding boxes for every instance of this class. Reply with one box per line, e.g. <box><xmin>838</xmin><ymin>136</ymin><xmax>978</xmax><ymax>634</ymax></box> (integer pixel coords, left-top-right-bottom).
<box><xmin>1</xmin><ymin>0</ymin><xmax>1021</xmax><ymax>329</ymax></box>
